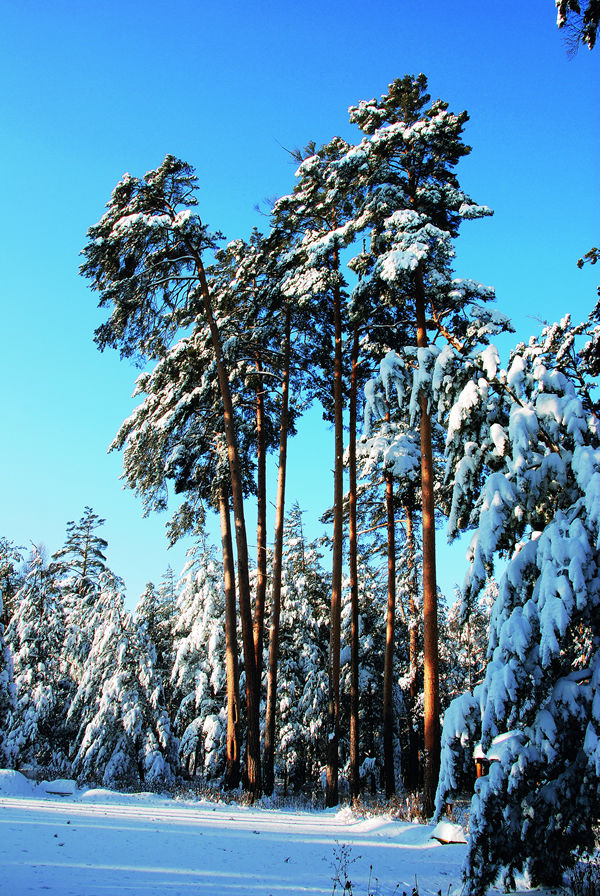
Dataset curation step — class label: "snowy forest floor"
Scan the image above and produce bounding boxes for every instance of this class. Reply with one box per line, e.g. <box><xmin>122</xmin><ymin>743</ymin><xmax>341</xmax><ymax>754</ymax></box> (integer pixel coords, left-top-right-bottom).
<box><xmin>0</xmin><ymin>771</ymin><xmax>561</xmax><ymax>896</ymax></box>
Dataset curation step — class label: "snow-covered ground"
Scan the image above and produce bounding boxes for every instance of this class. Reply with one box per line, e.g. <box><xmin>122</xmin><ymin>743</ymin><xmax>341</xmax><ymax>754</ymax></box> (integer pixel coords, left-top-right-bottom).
<box><xmin>0</xmin><ymin>770</ymin><xmax>552</xmax><ymax>896</ymax></box>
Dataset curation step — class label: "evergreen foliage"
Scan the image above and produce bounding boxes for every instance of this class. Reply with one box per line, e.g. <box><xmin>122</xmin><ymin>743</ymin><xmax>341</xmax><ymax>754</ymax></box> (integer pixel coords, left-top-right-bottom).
<box><xmin>274</xmin><ymin>505</ymin><xmax>330</xmax><ymax>791</ymax></box>
<box><xmin>69</xmin><ymin>574</ymin><xmax>177</xmax><ymax>790</ymax></box>
<box><xmin>170</xmin><ymin>541</ymin><xmax>228</xmax><ymax>780</ymax></box>
<box><xmin>5</xmin><ymin>548</ymin><xmax>68</xmax><ymax>771</ymax></box>
<box><xmin>433</xmin><ymin>307</ymin><xmax>600</xmax><ymax>892</ymax></box>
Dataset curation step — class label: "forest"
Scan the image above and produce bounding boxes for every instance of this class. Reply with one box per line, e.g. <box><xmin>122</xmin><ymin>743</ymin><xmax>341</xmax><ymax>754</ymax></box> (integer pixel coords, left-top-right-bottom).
<box><xmin>1</xmin><ymin>22</ymin><xmax>599</xmax><ymax>894</ymax></box>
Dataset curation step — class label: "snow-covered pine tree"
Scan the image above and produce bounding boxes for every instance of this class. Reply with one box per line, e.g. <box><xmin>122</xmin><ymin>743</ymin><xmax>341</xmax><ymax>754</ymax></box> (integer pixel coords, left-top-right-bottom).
<box><xmin>273</xmin><ymin>135</ymin><xmax>359</xmax><ymax>806</ymax></box>
<box><xmin>433</xmin><ymin>307</ymin><xmax>600</xmax><ymax>892</ymax></box>
<box><xmin>52</xmin><ymin>507</ymin><xmax>109</xmax><ymax>587</ymax></box>
<box><xmin>351</xmin><ymin>74</ymin><xmax>507</xmax><ymax>814</ymax></box>
<box><xmin>134</xmin><ymin>573</ymin><xmax>177</xmax><ymax>714</ymax></box>
<box><xmin>81</xmin><ymin>155</ymin><xmax>262</xmax><ymax>797</ymax></box>
<box><xmin>53</xmin><ymin>508</ymin><xmax>114</xmax><ymax>687</ymax></box>
<box><xmin>170</xmin><ymin>541</ymin><xmax>228</xmax><ymax>782</ymax></box>
<box><xmin>4</xmin><ymin>548</ymin><xmax>68</xmax><ymax>772</ymax></box>
<box><xmin>69</xmin><ymin>573</ymin><xmax>177</xmax><ymax>790</ymax></box>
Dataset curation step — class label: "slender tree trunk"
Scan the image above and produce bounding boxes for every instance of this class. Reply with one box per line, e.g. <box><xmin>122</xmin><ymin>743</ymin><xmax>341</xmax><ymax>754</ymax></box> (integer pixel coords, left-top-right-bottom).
<box><xmin>263</xmin><ymin>308</ymin><xmax>291</xmax><ymax>796</ymax></box>
<box><xmin>383</xmin><ymin>466</ymin><xmax>396</xmax><ymax>798</ymax></box>
<box><xmin>405</xmin><ymin>502</ymin><xmax>420</xmax><ymax>792</ymax></box>
<box><xmin>326</xmin><ymin>271</ymin><xmax>344</xmax><ymax>808</ymax></box>
<box><xmin>219</xmin><ymin>486</ymin><xmax>241</xmax><ymax>790</ymax></box>
<box><xmin>254</xmin><ymin>358</ymin><xmax>267</xmax><ymax>686</ymax></box>
<box><xmin>348</xmin><ymin>326</ymin><xmax>360</xmax><ymax>801</ymax></box>
<box><xmin>414</xmin><ymin>265</ymin><xmax>440</xmax><ymax>818</ymax></box>
<box><xmin>194</xmin><ymin>256</ymin><xmax>262</xmax><ymax>798</ymax></box>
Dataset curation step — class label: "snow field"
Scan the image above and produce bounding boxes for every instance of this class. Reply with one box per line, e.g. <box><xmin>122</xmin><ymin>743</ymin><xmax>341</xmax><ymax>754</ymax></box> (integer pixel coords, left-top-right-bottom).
<box><xmin>0</xmin><ymin>772</ymin><xmax>553</xmax><ymax>896</ymax></box>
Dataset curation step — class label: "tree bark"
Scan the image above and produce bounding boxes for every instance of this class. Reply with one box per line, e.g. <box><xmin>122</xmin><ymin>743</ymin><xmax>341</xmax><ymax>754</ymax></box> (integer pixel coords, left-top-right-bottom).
<box><xmin>326</xmin><ymin>271</ymin><xmax>344</xmax><ymax>808</ymax></box>
<box><xmin>218</xmin><ymin>486</ymin><xmax>241</xmax><ymax>790</ymax></box>
<box><xmin>405</xmin><ymin>502</ymin><xmax>420</xmax><ymax>792</ymax></box>
<box><xmin>383</xmin><ymin>466</ymin><xmax>396</xmax><ymax>798</ymax></box>
<box><xmin>348</xmin><ymin>326</ymin><xmax>360</xmax><ymax>801</ymax></box>
<box><xmin>414</xmin><ymin>265</ymin><xmax>440</xmax><ymax>818</ymax></box>
<box><xmin>254</xmin><ymin>358</ymin><xmax>267</xmax><ymax>687</ymax></box>
<box><xmin>263</xmin><ymin>307</ymin><xmax>291</xmax><ymax>796</ymax></box>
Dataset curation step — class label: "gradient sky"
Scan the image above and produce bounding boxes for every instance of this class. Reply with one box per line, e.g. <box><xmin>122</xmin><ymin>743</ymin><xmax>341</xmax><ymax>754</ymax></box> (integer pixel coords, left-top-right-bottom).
<box><xmin>1</xmin><ymin>0</ymin><xmax>598</xmax><ymax>605</ymax></box>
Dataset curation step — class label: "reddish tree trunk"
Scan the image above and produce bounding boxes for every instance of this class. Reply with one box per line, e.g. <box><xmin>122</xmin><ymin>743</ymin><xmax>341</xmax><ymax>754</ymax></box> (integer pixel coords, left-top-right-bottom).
<box><xmin>326</xmin><ymin>272</ymin><xmax>344</xmax><ymax>808</ymax></box>
<box><xmin>218</xmin><ymin>486</ymin><xmax>241</xmax><ymax>790</ymax></box>
<box><xmin>383</xmin><ymin>468</ymin><xmax>396</xmax><ymax>798</ymax></box>
<box><xmin>405</xmin><ymin>502</ymin><xmax>420</xmax><ymax>791</ymax></box>
<box><xmin>254</xmin><ymin>359</ymin><xmax>267</xmax><ymax>687</ymax></box>
<box><xmin>348</xmin><ymin>326</ymin><xmax>360</xmax><ymax>801</ymax></box>
<box><xmin>194</xmin><ymin>256</ymin><xmax>261</xmax><ymax>798</ymax></box>
<box><xmin>263</xmin><ymin>308</ymin><xmax>291</xmax><ymax>796</ymax></box>
<box><xmin>415</xmin><ymin>265</ymin><xmax>440</xmax><ymax>818</ymax></box>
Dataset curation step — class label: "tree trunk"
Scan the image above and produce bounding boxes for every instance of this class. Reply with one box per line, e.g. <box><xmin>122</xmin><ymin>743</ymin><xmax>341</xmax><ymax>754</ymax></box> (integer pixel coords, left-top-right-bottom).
<box><xmin>383</xmin><ymin>467</ymin><xmax>396</xmax><ymax>798</ymax></box>
<box><xmin>414</xmin><ymin>265</ymin><xmax>440</xmax><ymax>818</ymax></box>
<box><xmin>263</xmin><ymin>307</ymin><xmax>291</xmax><ymax>796</ymax></box>
<box><xmin>405</xmin><ymin>502</ymin><xmax>420</xmax><ymax>792</ymax></box>
<box><xmin>348</xmin><ymin>326</ymin><xmax>360</xmax><ymax>801</ymax></box>
<box><xmin>254</xmin><ymin>358</ymin><xmax>267</xmax><ymax>687</ymax></box>
<box><xmin>194</xmin><ymin>256</ymin><xmax>262</xmax><ymax>798</ymax></box>
<box><xmin>219</xmin><ymin>486</ymin><xmax>241</xmax><ymax>790</ymax></box>
<box><xmin>326</xmin><ymin>272</ymin><xmax>344</xmax><ymax>808</ymax></box>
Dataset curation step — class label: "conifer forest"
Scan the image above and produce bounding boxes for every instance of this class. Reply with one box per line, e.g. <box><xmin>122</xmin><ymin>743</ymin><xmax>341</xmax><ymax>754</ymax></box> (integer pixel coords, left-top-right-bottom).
<box><xmin>1</xmin><ymin>14</ymin><xmax>599</xmax><ymax>891</ymax></box>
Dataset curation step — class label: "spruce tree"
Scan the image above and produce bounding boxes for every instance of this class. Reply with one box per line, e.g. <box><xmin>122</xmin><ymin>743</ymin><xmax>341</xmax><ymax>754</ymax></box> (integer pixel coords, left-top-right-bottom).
<box><xmin>170</xmin><ymin>541</ymin><xmax>228</xmax><ymax>781</ymax></box>
<box><xmin>69</xmin><ymin>574</ymin><xmax>177</xmax><ymax>790</ymax></box>
<box><xmin>134</xmin><ymin>576</ymin><xmax>177</xmax><ymax>715</ymax></box>
<box><xmin>5</xmin><ymin>549</ymin><xmax>68</xmax><ymax>772</ymax></box>
<box><xmin>434</xmin><ymin>307</ymin><xmax>600</xmax><ymax>892</ymax></box>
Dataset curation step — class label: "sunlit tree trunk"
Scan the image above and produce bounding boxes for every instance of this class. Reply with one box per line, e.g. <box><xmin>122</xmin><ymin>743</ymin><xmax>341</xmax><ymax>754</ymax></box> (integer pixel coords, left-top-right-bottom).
<box><xmin>405</xmin><ymin>501</ymin><xmax>420</xmax><ymax>791</ymax></box>
<box><xmin>263</xmin><ymin>308</ymin><xmax>291</xmax><ymax>796</ymax></box>
<box><xmin>218</xmin><ymin>486</ymin><xmax>241</xmax><ymax>790</ymax></box>
<box><xmin>348</xmin><ymin>326</ymin><xmax>360</xmax><ymax>801</ymax></box>
<box><xmin>254</xmin><ymin>358</ymin><xmax>267</xmax><ymax>686</ymax></box>
<box><xmin>415</xmin><ymin>265</ymin><xmax>440</xmax><ymax>818</ymax></box>
<box><xmin>383</xmin><ymin>460</ymin><xmax>396</xmax><ymax>798</ymax></box>
<box><xmin>194</xmin><ymin>256</ymin><xmax>262</xmax><ymax>798</ymax></box>
<box><xmin>326</xmin><ymin>270</ymin><xmax>344</xmax><ymax>808</ymax></box>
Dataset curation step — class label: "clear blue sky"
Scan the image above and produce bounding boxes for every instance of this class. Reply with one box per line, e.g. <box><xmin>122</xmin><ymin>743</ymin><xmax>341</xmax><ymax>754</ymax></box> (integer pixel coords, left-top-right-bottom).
<box><xmin>0</xmin><ymin>0</ymin><xmax>598</xmax><ymax>605</ymax></box>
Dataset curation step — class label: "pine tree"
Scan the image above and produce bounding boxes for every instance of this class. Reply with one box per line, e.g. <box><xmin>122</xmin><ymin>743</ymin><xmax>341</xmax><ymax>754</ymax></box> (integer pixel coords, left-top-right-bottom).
<box><xmin>355</xmin><ymin>75</ymin><xmax>506</xmax><ymax>812</ymax></box>
<box><xmin>53</xmin><ymin>509</ymin><xmax>114</xmax><ymax>688</ymax></box>
<box><xmin>52</xmin><ymin>507</ymin><xmax>109</xmax><ymax>587</ymax></box>
<box><xmin>81</xmin><ymin>155</ymin><xmax>262</xmax><ymax>796</ymax></box>
<box><xmin>273</xmin><ymin>136</ymin><xmax>361</xmax><ymax>805</ymax></box>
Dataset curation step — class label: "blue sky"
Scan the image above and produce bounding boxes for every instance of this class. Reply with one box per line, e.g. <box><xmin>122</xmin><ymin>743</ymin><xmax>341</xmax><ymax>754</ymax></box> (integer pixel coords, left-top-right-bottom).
<box><xmin>0</xmin><ymin>0</ymin><xmax>598</xmax><ymax>605</ymax></box>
